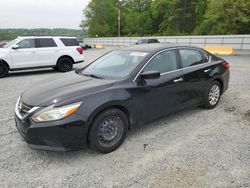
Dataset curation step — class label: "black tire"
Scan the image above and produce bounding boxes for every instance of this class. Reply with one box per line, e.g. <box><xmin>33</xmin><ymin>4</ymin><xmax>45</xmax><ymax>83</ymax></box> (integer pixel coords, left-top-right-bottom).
<box><xmin>203</xmin><ymin>81</ymin><xmax>221</xmax><ymax>109</ymax></box>
<box><xmin>57</xmin><ymin>57</ymin><xmax>73</xmax><ymax>72</ymax></box>
<box><xmin>88</xmin><ymin>108</ymin><xmax>129</xmax><ymax>153</ymax></box>
<box><xmin>52</xmin><ymin>67</ymin><xmax>58</xmax><ymax>71</ymax></box>
<box><xmin>0</xmin><ymin>63</ymin><xmax>9</xmax><ymax>78</ymax></box>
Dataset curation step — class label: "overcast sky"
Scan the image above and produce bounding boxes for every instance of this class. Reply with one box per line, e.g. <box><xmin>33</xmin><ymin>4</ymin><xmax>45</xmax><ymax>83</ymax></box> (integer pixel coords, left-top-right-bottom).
<box><xmin>0</xmin><ymin>0</ymin><xmax>90</xmax><ymax>29</ymax></box>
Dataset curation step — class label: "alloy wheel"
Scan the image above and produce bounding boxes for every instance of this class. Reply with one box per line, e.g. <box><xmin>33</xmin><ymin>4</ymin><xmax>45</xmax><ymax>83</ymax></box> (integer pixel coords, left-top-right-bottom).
<box><xmin>209</xmin><ymin>84</ymin><xmax>220</xmax><ymax>106</ymax></box>
<box><xmin>62</xmin><ymin>61</ymin><xmax>71</xmax><ymax>71</ymax></box>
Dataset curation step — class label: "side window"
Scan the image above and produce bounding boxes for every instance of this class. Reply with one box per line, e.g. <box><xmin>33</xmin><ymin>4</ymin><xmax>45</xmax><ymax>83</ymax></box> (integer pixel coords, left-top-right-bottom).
<box><xmin>36</xmin><ymin>38</ymin><xmax>57</xmax><ymax>48</ymax></box>
<box><xmin>179</xmin><ymin>49</ymin><xmax>204</xmax><ymax>67</ymax></box>
<box><xmin>17</xmin><ymin>39</ymin><xmax>35</xmax><ymax>49</ymax></box>
<box><xmin>144</xmin><ymin>50</ymin><xmax>178</xmax><ymax>74</ymax></box>
<box><xmin>60</xmin><ymin>38</ymin><xmax>78</xmax><ymax>46</ymax></box>
<box><xmin>201</xmin><ymin>52</ymin><xmax>210</xmax><ymax>62</ymax></box>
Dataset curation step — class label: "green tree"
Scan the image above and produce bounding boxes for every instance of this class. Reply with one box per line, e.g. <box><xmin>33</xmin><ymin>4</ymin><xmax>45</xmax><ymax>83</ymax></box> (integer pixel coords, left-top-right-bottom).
<box><xmin>82</xmin><ymin>0</ymin><xmax>250</xmax><ymax>37</ymax></box>
<box><xmin>151</xmin><ymin>0</ymin><xmax>206</xmax><ymax>35</ymax></box>
<box><xmin>84</xmin><ymin>0</ymin><xmax>118</xmax><ymax>37</ymax></box>
<box><xmin>0</xmin><ymin>29</ymin><xmax>85</xmax><ymax>41</ymax></box>
<box><xmin>197</xmin><ymin>0</ymin><xmax>250</xmax><ymax>34</ymax></box>
<box><xmin>123</xmin><ymin>0</ymin><xmax>153</xmax><ymax>36</ymax></box>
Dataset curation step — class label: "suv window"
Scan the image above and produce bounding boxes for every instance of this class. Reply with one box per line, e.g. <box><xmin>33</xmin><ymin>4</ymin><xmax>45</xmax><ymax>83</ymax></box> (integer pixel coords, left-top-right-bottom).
<box><xmin>179</xmin><ymin>49</ymin><xmax>204</xmax><ymax>67</ymax></box>
<box><xmin>144</xmin><ymin>50</ymin><xmax>178</xmax><ymax>74</ymax></box>
<box><xmin>36</xmin><ymin>38</ymin><xmax>57</xmax><ymax>48</ymax></box>
<box><xmin>60</xmin><ymin>38</ymin><xmax>78</xmax><ymax>46</ymax></box>
<box><xmin>17</xmin><ymin>39</ymin><xmax>35</xmax><ymax>49</ymax></box>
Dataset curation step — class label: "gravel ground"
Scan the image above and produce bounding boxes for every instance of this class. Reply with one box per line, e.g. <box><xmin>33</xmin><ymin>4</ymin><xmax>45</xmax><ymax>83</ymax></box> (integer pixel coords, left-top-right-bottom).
<box><xmin>0</xmin><ymin>47</ymin><xmax>250</xmax><ymax>188</ymax></box>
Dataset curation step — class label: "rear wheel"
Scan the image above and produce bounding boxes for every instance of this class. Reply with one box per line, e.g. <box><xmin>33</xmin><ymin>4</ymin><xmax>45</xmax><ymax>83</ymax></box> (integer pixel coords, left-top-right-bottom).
<box><xmin>57</xmin><ymin>57</ymin><xmax>73</xmax><ymax>72</ymax></box>
<box><xmin>203</xmin><ymin>81</ymin><xmax>221</xmax><ymax>109</ymax></box>
<box><xmin>88</xmin><ymin>108</ymin><xmax>129</xmax><ymax>153</ymax></box>
<box><xmin>0</xmin><ymin>63</ymin><xmax>9</xmax><ymax>78</ymax></box>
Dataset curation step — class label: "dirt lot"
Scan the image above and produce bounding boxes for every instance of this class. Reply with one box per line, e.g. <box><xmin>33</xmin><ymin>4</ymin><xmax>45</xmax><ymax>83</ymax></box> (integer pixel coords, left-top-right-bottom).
<box><xmin>0</xmin><ymin>47</ymin><xmax>250</xmax><ymax>188</ymax></box>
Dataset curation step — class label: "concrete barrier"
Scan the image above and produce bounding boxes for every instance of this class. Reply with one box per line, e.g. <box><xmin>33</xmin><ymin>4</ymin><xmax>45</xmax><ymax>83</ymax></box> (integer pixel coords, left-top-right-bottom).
<box><xmin>94</xmin><ymin>43</ymin><xmax>104</xmax><ymax>49</ymax></box>
<box><xmin>204</xmin><ymin>46</ymin><xmax>234</xmax><ymax>55</ymax></box>
<box><xmin>83</xmin><ymin>35</ymin><xmax>250</xmax><ymax>50</ymax></box>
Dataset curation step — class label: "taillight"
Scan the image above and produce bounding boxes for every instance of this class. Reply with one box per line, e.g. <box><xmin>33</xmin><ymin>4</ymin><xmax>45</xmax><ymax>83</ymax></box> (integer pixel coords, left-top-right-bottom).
<box><xmin>223</xmin><ymin>62</ymin><xmax>230</xmax><ymax>69</ymax></box>
<box><xmin>77</xmin><ymin>47</ymin><xmax>83</xmax><ymax>54</ymax></box>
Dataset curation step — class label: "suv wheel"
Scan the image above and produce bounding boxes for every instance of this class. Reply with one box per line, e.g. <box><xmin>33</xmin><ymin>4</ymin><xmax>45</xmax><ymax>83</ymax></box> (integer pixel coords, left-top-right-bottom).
<box><xmin>203</xmin><ymin>81</ymin><xmax>221</xmax><ymax>109</ymax></box>
<box><xmin>88</xmin><ymin>108</ymin><xmax>129</xmax><ymax>153</ymax></box>
<box><xmin>57</xmin><ymin>57</ymin><xmax>73</xmax><ymax>72</ymax></box>
<box><xmin>0</xmin><ymin>63</ymin><xmax>9</xmax><ymax>78</ymax></box>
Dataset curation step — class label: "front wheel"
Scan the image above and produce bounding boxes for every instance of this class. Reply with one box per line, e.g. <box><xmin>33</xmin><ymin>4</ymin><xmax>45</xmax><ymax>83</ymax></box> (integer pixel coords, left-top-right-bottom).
<box><xmin>203</xmin><ymin>81</ymin><xmax>221</xmax><ymax>109</ymax></box>
<box><xmin>88</xmin><ymin>108</ymin><xmax>129</xmax><ymax>153</ymax></box>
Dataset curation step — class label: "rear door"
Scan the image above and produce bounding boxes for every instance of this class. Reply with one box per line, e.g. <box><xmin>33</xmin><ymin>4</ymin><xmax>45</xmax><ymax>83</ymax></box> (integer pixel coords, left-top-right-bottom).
<box><xmin>10</xmin><ymin>39</ymin><xmax>39</xmax><ymax>68</ymax></box>
<box><xmin>35</xmin><ymin>38</ymin><xmax>58</xmax><ymax>66</ymax></box>
<box><xmin>178</xmin><ymin>48</ymin><xmax>214</xmax><ymax>106</ymax></box>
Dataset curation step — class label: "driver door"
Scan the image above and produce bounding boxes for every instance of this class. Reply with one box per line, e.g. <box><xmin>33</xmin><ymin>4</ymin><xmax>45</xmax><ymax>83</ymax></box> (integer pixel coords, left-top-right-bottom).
<box><xmin>134</xmin><ymin>50</ymin><xmax>187</xmax><ymax>123</ymax></box>
<box><xmin>10</xmin><ymin>39</ymin><xmax>39</xmax><ymax>68</ymax></box>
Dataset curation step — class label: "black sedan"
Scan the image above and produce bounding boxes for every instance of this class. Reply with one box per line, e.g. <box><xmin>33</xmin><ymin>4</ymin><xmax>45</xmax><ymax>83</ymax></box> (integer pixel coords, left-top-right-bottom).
<box><xmin>15</xmin><ymin>44</ymin><xmax>230</xmax><ymax>153</ymax></box>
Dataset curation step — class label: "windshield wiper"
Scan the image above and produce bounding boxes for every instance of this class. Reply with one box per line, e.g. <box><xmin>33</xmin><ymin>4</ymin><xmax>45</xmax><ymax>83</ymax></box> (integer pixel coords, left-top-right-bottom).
<box><xmin>83</xmin><ymin>73</ymin><xmax>103</xmax><ymax>79</ymax></box>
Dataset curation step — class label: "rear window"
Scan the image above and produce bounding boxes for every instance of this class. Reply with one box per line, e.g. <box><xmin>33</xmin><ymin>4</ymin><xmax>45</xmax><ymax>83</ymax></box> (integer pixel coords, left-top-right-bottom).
<box><xmin>60</xmin><ymin>38</ymin><xmax>79</xmax><ymax>46</ymax></box>
<box><xmin>36</xmin><ymin>38</ymin><xmax>57</xmax><ymax>48</ymax></box>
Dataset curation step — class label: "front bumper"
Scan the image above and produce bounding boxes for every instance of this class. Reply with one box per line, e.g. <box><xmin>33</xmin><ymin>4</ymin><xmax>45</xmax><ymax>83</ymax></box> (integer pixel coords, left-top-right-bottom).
<box><xmin>15</xmin><ymin>112</ymin><xmax>90</xmax><ymax>151</ymax></box>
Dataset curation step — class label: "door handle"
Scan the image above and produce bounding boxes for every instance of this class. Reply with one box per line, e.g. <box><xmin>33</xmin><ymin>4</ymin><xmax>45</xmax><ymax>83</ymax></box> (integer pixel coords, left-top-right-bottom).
<box><xmin>30</xmin><ymin>51</ymin><xmax>36</xmax><ymax>54</ymax></box>
<box><xmin>204</xmin><ymin>69</ymin><xmax>211</xmax><ymax>73</ymax></box>
<box><xmin>173</xmin><ymin>78</ymin><xmax>183</xmax><ymax>83</ymax></box>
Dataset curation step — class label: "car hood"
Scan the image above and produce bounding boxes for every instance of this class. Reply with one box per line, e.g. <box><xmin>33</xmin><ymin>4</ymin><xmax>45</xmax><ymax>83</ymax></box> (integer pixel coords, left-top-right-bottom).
<box><xmin>21</xmin><ymin>73</ymin><xmax>116</xmax><ymax>107</ymax></box>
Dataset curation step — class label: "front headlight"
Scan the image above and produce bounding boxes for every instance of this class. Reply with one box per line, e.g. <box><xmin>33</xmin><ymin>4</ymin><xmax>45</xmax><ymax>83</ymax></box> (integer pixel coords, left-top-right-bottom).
<box><xmin>31</xmin><ymin>102</ymin><xmax>82</xmax><ymax>122</ymax></box>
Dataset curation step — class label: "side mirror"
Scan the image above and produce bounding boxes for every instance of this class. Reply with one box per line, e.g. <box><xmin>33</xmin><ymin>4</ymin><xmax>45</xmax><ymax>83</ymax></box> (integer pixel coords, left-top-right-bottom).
<box><xmin>75</xmin><ymin>69</ymin><xmax>82</xmax><ymax>74</ymax></box>
<box><xmin>140</xmin><ymin>71</ymin><xmax>160</xmax><ymax>80</ymax></box>
<box><xmin>12</xmin><ymin>44</ymin><xmax>20</xmax><ymax>50</ymax></box>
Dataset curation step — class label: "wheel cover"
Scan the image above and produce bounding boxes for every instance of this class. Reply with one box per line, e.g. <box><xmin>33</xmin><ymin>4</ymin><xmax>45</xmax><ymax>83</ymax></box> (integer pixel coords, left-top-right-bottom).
<box><xmin>209</xmin><ymin>84</ymin><xmax>220</xmax><ymax>106</ymax></box>
<box><xmin>97</xmin><ymin>116</ymin><xmax>124</xmax><ymax>147</ymax></box>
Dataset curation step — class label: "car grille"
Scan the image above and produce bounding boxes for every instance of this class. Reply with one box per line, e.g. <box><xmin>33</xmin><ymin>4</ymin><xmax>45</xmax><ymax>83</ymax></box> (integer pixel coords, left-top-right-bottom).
<box><xmin>19</xmin><ymin>101</ymin><xmax>33</xmax><ymax>116</ymax></box>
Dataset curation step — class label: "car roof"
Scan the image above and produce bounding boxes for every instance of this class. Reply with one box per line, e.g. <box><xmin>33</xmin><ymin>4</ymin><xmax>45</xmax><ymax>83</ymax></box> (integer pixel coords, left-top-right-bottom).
<box><xmin>17</xmin><ymin>36</ymin><xmax>77</xmax><ymax>39</ymax></box>
<box><xmin>138</xmin><ymin>38</ymin><xmax>158</xmax><ymax>40</ymax></box>
<box><xmin>120</xmin><ymin>43</ymin><xmax>203</xmax><ymax>52</ymax></box>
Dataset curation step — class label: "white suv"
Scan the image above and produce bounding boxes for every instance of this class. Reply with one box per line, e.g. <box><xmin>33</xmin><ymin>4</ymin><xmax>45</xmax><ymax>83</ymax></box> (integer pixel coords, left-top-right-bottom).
<box><xmin>0</xmin><ymin>36</ymin><xmax>84</xmax><ymax>78</ymax></box>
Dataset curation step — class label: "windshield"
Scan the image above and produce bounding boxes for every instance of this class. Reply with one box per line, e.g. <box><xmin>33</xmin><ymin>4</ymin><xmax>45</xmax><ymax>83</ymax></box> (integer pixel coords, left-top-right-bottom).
<box><xmin>81</xmin><ymin>51</ymin><xmax>148</xmax><ymax>79</ymax></box>
<box><xmin>4</xmin><ymin>39</ymin><xmax>18</xmax><ymax>48</ymax></box>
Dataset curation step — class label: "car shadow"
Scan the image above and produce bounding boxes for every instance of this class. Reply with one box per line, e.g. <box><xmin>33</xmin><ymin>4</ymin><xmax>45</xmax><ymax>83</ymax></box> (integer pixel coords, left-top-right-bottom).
<box><xmin>128</xmin><ymin>106</ymin><xmax>201</xmax><ymax>137</ymax></box>
<box><xmin>31</xmin><ymin>106</ymin><xmax>203</xmax><ymax>159</ymax></box>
